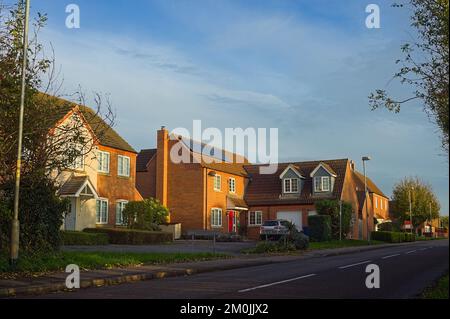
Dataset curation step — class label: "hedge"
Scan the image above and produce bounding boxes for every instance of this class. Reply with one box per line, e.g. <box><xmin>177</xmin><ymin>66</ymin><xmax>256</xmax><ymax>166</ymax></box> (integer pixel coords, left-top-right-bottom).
<box><xmin>61</xmin><ymin>231</ymin><xmax>109</xmax><ymax>245</ymax></box>
<box><xmin>307</xmin><ymin>215</ymin><xmax>331</xmax><ymax>242</ymax></box>
<box><xmin>371</xmin><ymin>231</ymin><xmax>416</xmax><ymax>243</ymax></box>
<box><xmin>84</xmin><ymin>228</ymin><xmax>173</xmax><ymax>244</ymax></box>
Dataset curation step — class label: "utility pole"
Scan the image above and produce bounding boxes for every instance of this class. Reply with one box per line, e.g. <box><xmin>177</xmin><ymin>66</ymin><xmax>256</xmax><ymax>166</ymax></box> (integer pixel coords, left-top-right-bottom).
<box><xmin>429</xmin><ymin>202</ymin><xmax>432</xmax><ymax>237</ymax></box>
<box><xmin>10</xmin><ymin>0</ymin><xmax>30</xmax><ymax>266</ymax></box>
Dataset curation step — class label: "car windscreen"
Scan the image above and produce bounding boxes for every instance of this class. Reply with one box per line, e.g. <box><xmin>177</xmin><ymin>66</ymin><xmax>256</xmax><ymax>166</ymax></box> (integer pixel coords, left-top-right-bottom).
<box><xmin>262</xmin><ymin>221</ymin><xmax>279</xmax><ymax>226</ymax></box>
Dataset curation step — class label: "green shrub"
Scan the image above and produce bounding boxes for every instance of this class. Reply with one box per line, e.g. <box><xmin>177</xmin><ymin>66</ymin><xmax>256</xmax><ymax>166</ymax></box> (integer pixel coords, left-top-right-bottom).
<box><xmin>61</xmin><ymin>231</ymin><xmax>109</xmax><ymax>245</ymax></box>
<box><xmin>315</xmin><ymin>199</ymin><xmax>353</xmax><ymax>240</ymax></box>
<box><xmin>84</xmin><ymin>228</ymin><xmax>173</xmax><ymax>245</ymax></box>
<box><xmin>371</xmin><ymin>231</ymin><xmax>417</xmax><ymax>243</ymax></box>
<box><xmin>279</xmin><ymin>221</ymin><xmax>310</xmax><ymax>249</ymax></box>
<box><xmin>308</xmin><ymin>215</ymin><xmax>331</xmax><ymax>242</ymax></box>
<box><xmin>0</xmin><ymin>176</ymin><xmax>66</xmax><ymax>253</ymax></box>
<box><xmin>122</xmin><ymin>198</ymin><xmax>169</xmax><ymax>231</ymax></box>
<box><xmin>252</xmin><ymin>241</ymin><xmax>296</xmax><ymax>253</ymax></box>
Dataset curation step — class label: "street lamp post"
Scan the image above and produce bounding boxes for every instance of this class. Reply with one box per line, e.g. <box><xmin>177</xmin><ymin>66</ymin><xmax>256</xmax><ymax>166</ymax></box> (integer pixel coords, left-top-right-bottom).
<box><xmin>362</xmin><ymin>156</ymin><xmax>371</xmax><ymax>243</ymax></box>
<box><xmin>10</xmin><ymin>0</ymin><xmax>30</xmax><ymax>266</ymax></box>
<box><xmin>408</xmin><ymin>187</ymin><xmax>414</xmax><ymax>235</ymax></box>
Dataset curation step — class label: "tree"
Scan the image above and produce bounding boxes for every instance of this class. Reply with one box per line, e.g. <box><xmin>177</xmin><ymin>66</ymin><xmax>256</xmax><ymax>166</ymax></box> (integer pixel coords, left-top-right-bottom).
<box><xmin>369</xmin><ymin>0</ymin><xmax>449</xmax><ymax>154</ymax></box>
<box><xmin>440</xmin><ymin>216</ymin><xmax>448</xmax><ymax>229</ymax></box>
<box><xmin>315</xmin><ymin>199</ymin><xmax>353</xmax><ymax>240</ymax></box>
<box><xmin>391</xmin><ymin>177</ymin><xmax>440</xmax><ymax>231</ymax></box>
<box><xmin>0</xmin><ymin>2</ymin><xmax>114</xmax><ymax>252</ymax></box>
<box><xmin>122</xmin><ymin>198</ymin><xmax>169</xmax><ymax>231</ymax></box>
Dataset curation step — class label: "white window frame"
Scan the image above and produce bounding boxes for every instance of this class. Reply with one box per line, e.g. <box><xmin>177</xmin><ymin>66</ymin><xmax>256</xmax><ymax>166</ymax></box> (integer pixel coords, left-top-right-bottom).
<box><xmin>248</xmin><ymin>211</ymin><xmax>262</xmax><ymax>226</ymax></box>
<box><xmin>211</xmin><ymin>208</ymin><xmax>222</xmax><ymax>227</ymax></box>
<box><xmin>96</xmin><ymin>198</ymin><xmax>108</xmax><ymax>224</ymax></box>
<box><xmin>118</xmin><ymin>155</ymin><xmax>130</xmax><ymax>177</ymax></box>
<box><xmin>228</xmin><ymin>177</ymin><xmax>236</xmax><ymax>193</ymax></box>
<box><xmin>116</xmin><ymin>200</ymin><xmax>128</xmax><ymax>225</ymax></box>
<box><xmin>314</xmin><ymin>176</ymin><xmax>331</xmax><ymax>192</ymax></box>
<box><xmin>97</xmin><ymin>151</ymin><xmax>110</xmax><ymax>173</ymax></box>
<box><xmin>283</xmin><ymin>178</ymin><xmax>299</xmax><ymax>193</ymax></box>
<box><xmin>213</xmin><ymin>174</ymin><xmax>222</xmax><ymax>191</ymax></box>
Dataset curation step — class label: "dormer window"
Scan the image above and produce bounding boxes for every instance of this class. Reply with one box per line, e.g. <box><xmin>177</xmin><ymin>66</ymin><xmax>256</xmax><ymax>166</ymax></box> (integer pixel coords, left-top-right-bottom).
<box><xmin>314</xmin><ymin>176</ymin><xmax>331</xmax><ymax>192</ymax></box>
<box><xmin>284</xmin><ymin>178</ymin><xmax>299</xmax><ymax>193</ymax></box>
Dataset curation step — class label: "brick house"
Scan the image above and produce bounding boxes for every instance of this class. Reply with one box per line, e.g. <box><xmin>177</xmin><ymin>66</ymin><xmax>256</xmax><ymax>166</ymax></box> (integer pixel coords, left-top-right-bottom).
<box><xmin>243</xmin><ymin>159</ymin><xmax>389</xmax><ymax>239</ymax></box>
<box><xmin>137</xmin><ymin>128</ymin><xmax>388</xmax><ymax>239</ymax></box>
<box><xmin>136</xmin><ymin>127</ymin><xmax>249</xmax><ymax>234</ymax></box>
<box><xmin>50</xmin><ymin>97</ymin><xmax>142</xmax><ymax>230</ymax></box>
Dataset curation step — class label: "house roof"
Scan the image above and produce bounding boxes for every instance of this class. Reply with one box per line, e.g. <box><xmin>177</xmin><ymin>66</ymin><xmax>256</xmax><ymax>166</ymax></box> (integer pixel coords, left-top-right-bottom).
<box><xmin>244</xmin><ymin>159</ymin><xmax>349</xmax><ymax>206</ymax></box>
<box><xmin>309</xmin><ymin>162</ymin><xmax>337</xmax><ymax>177</ymax></box>
<box><xmin>38</xmin><ymin>93</ymin><xmax>136</xmax><ymax>153</ymax></box>
<box><xmin>353</xmin><ymin>171</ymin><xmax>387</xmax><ymax>198</ymax></box>
<box><xmin>136</xmin><ymin>149</ymin><xmax>157</xmax><ymax>172</ymax></box>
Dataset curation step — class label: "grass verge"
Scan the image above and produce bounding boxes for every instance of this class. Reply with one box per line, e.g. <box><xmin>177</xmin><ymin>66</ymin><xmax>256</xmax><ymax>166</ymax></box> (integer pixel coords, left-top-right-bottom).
<box><xmin>0</xmin><ymin>251</ymin><xmax>229</xmax><ymax>278</ymax></box>
<box><xmin>421</xmin><ymin>273</ymin><xmax>449</xmax><ymax>299</ymax></box>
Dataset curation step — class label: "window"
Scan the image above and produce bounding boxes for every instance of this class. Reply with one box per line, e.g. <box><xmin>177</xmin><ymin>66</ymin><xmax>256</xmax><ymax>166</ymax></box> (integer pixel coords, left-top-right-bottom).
<box><xmin>214</xmin><ymin>174</ymin><xmax>221</xmax><ymax>191</ymax></box>
<box><xmin>228</xmin><ymin>178</ymin><xmax>236</xmax><ymax>193</ymax></box>
<box><xmin>118</xmin><ymin>155</ymin><xmax>130</xmax><ymax>177</ymax></box>
<box><xmin>314</xmin><ymin>176</ymin><xmax>331</xmax><ymax>192</ymax></box>
<box><xmin>98</xmin><ymin>151</ymin><xmax>110</xmax><ymax>173</ymax></box>
<box><xmin>385</xmin><ymin>200</ymin><xmax>388</xmax><ymax>209</ymax></box>
<box><xmin>96</xmin><ymin>199</ymin><xmax>108</xmax><ymax>224</ymax></box>
<box><xmin>380</xmin><ymin>198</ymin><xmax>383</xmax><ymax>209</ymax></box>
<box><xmin>211</xmin><ymin>208</ymin><xmax>222</xmax><ymax>227</ymax></box>
<box><xmin>116</xmin><ymin>200</ymin><xmax>128</xmax><ymax>225</ymax></box>
<box><xmin>248</xmin><ymin>211</ymin><xmax>262</xmax><ymax>226</ymax></box>
<box><xmin>284</xmin><ymin>178</ymin><xmax>299</xmax><ymax>193</ymax></box>
<box><xmin>375</xmin><ymin>197</ymin><xmax>378</xmax><ymax>208</ymax></box>
<box><xmin>69</xmin><ymin>144</ymin><xmax>84</xmax><ymax>170</ymax></box>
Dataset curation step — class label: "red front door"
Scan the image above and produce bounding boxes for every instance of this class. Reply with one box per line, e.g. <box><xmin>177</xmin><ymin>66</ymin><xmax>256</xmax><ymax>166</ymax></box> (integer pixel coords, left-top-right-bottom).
<box><xmin>228</xmin><ymin>211</ymin><xmax>234</xmax><ymax>233</ymax></box>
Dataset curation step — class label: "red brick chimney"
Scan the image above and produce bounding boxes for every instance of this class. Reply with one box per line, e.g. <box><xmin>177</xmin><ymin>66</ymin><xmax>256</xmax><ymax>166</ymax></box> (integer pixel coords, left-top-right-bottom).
<box><xmin>156</xmin><ymin>126</ymin><xmax>169</xmax><ymax>208</ymax></box>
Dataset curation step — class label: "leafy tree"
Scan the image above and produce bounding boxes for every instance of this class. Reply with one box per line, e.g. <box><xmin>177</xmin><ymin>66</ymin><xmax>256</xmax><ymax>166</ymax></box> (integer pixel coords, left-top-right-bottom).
<box><xmin>369</xmin><ymin>0</ymin><xmax>449</xmax><ymax>154</ymax></box>
<box><xmin>439</xmin><ymin>215</ymin><xmax>448</xmax><ymax>229</ymax></box>
<box><xmin>122</xmin><ymin>198</ymin><xmax>169</xmax><ymax>231</ymax></box>
<box><xmin>0</xmin><ymin>2</ymin><xmax>114</xmax><ymax>252</ymax></box>
<box><xmin>391</xmin><ymin>177</ymin><xmax>440</xmax><ymax>231</ymax></box>
<box><xmin>315</xmin><ymin>199</ymin><xmax>353</xmax><ymax>240</ymax></box>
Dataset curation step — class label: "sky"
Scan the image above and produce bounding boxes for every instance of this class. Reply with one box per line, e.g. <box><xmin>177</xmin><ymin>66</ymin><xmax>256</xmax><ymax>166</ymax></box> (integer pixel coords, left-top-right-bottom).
<box><xmin>4</xmin><ymin>0</ymin><xmax>448</xmax><ymax>214</ymax></box>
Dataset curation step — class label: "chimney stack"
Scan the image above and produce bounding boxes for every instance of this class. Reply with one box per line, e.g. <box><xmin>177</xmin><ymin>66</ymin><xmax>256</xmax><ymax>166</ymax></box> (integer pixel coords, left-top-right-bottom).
<box><xmin>156</xmin><ymin>126</ymin><xmax>169</xmax><ymax>209</ymax></box>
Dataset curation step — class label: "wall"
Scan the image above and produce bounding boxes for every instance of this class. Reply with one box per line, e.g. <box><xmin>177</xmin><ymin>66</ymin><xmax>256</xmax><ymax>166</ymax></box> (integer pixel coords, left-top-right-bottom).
<box><xmin>136</xmin><ymin>155</ymin><xmax>157</xmax><ymax>199</ymax></box>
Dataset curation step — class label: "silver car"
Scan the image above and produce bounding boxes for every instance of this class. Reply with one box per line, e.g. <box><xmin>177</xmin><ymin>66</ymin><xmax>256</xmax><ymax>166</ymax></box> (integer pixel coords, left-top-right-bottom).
<box><xmin>259</xmin><ymin>219</ymin><xmax>290</xmax><ymax>240</ymax></box>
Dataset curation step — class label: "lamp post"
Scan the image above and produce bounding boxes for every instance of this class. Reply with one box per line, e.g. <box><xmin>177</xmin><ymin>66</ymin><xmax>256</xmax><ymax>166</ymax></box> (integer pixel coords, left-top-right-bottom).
<box><xmin>362</xmin><ymin>156</ymin><xmax>371</xmax><ymax>243</ymax></box>
<box><xmin>10</xmin><ymin>0</ymin><xmax>31</xmax><ymax>266</ymax></box>
<box><xmin>408</xmin><ymin>187</ymin><xmax>414</xmax><ymax>235</ymax></box>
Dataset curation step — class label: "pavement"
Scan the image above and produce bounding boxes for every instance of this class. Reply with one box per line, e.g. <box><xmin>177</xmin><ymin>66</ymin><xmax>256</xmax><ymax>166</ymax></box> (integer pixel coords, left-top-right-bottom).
<box><xmin>61</xmin><ymin>240</ymin><xmax>257</xmax><ymax>256</ymax></box>
<box><xmin>2</xmin><ymin>240</ymin><xmax>448</xmax><ymax>298</ymax></box>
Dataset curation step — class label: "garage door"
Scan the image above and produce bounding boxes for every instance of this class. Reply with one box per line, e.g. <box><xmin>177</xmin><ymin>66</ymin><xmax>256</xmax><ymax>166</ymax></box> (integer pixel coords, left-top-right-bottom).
<box><xmin>277</xmin><ymin>211</ymin><xmax>302</xmax><ymax>230</ymax></box>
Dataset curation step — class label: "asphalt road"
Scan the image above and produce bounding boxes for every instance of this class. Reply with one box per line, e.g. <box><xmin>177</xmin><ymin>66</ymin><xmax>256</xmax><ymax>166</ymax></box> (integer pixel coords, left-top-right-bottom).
<box><xmin>31</xmin><ymin>239</ymin><xmax>448</xmax><ymax>299</ymax></box>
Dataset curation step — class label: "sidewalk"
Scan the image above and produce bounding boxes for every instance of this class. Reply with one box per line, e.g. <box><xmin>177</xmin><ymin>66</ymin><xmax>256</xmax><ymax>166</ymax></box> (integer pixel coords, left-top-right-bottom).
<box><xmin>0</xmin><ymin>242</ymin><xmax>410</xmax><ymax>298</ymax></box>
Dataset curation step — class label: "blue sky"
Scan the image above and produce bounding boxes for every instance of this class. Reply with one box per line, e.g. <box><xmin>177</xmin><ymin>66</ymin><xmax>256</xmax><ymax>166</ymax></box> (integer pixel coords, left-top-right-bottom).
<box><xmin>7</xmin><ymin>0</ymin><xmax>448</xmax><ymax>214</ymax></box>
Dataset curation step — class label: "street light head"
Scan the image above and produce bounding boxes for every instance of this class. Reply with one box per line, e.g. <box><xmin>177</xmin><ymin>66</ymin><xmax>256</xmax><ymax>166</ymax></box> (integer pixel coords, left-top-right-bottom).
<box><xmin>362</xmin><ymin>156</ymin><xmax>371</xmax><ymax>161</ymax></box>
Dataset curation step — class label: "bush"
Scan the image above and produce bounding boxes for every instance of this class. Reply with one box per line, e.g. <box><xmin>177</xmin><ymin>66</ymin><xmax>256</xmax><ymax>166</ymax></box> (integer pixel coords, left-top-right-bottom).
<box><xmin>315</xmin><ymin>199</ymin><xmax>353</xmax><ymax>240</ymax></box>
<box><xmin>0</xmin><ymin>176</ymin><xmax>66</xmax><ymax>253</ymax></box>
<box><xmin>122</xmin><ymin>198</ymin><xmax>169</xmax><ymax>231</ymax></box>
<box><xmin>61</xmin><ymin>231</ymin><xmax>109</xmax><ymax>245</ymax></box>
<box><xmin>371</xmin><ymin>231</ymin><xmax>416</xmax><ymax>243</ymax></box>
<box><xmin>251</xmin><ymin>241</ymin><xmax>296</xmax><ymax>253</ymax></box>
<box><xmin>84</xmin><ymin>228</ymin><xmax>173</xmax><ymax>245</ymax></box>
<box><xmin>308</xmin><ymin>215</ymin><xmax>332</xmax><ymax>242</ymax></box>
<box><xmin>280</xmin><ymin>221</ymin><xmax>310</xmax><ymax>249</ymax></box>
<box><xmin>377</xmin><ymin>221</ymin><xmax>402</xmax><ymax>232</ymax></box>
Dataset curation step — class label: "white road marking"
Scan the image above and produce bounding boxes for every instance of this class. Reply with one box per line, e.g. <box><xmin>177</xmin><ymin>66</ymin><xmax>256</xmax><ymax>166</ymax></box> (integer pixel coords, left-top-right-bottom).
<box><xmin>382</xmin><ymin>254</ymin><xmax>400</xmax><ymax>259</ymax></box>
<box><xmin>405</xmin><ymin>250</ymin><xmax>417</xmax><ymax>254</ymax></box>
<box><xmin>418</xmin><ymin>248</ymin><xmax>428</xmax><ymax>251</ymax></box>
<box><xmin>338</xmin><ymin>260</ymin><xmax>372</xmax><ymax>269</ymax></box>
<box><xmin>238</xmin><ymin>274</ymin><xmax>317</xmax><ymax>293</ymax></box>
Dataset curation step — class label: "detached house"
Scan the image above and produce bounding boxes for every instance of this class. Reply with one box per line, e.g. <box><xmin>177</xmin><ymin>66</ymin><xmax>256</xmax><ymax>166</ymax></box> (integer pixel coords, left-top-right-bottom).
<box><xmin>50</xmin><ymin>97</ymin><xmax>142</xmax><ymax>230</ymax></box>
<box><xmin>243</xmin><ymin>159</ymin><xmax>389</xmax><ymax>239</ymax></box>
<box><xmin>136</xmin><ymin>127</ymin><xmax>248</xmax><ymax>234</ymax></box>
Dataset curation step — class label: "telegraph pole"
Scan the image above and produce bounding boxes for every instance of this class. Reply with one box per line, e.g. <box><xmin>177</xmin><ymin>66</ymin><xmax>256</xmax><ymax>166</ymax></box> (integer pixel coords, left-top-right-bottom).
<box><xmin>10</xmin><ymin>0</ymin><xmax>30</xmax><ymax>266</ymax></box>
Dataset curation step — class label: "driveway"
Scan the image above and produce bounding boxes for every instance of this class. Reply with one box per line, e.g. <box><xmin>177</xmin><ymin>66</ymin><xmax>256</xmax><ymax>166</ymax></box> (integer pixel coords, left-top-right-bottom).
<box><xmin>62</xmin><ymin>240</ymin><xmax>257</xmax><ymax>255</ymax></box>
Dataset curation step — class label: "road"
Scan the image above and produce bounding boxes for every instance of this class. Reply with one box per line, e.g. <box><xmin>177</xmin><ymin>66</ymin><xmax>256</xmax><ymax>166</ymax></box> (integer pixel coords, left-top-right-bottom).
<box><xmin>31</xmin><ymin>239</ymin><xmax>448</xmax><ymax>299</ymax></box>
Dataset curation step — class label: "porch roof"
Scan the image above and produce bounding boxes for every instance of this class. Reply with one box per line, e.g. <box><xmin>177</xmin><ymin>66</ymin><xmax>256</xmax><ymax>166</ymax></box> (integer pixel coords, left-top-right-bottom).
<box><xmin>59</xmin><ymin>176</ymin><xmax>98</xmax><ymax>199</ymax></box>
<box><xmin>226</xmin><ymin>195</ymin><xmax>248</xmax><ymax>211</ymax></box>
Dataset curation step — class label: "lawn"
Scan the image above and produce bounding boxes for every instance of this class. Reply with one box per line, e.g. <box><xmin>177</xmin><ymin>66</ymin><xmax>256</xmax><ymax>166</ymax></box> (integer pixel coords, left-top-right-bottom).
<box><xmin>421</xmin><ymin>273</ymin><xmax>449</xmax><ymax>299</ymax></box>
<box><xmin>308</xmin><ymin>239</ymin><xmax>385</xmax><ymax>250</ymax></box>
<box><xmin>0</xmin><ymin>251</ymin><xmax>229</xmax><ymax>276</ymax></box>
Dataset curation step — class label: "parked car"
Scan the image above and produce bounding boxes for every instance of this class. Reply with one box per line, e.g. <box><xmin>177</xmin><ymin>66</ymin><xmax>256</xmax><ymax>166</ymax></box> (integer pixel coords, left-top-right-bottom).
<box><xmin>260</xmin><ymin>219</ymin><xmax>290</xmax><ymax>240</ymax></box>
